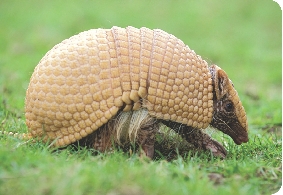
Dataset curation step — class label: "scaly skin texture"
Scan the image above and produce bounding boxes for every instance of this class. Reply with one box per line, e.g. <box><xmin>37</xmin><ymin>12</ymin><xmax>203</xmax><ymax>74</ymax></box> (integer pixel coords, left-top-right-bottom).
<box><xmin>25</xmin><ymin>26</ymin><xmax>248</xmax><ymax>158</ymax></box>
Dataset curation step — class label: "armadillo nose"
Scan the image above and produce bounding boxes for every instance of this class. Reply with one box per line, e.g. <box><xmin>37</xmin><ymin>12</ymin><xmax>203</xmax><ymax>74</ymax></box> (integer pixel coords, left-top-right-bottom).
<box><xmin>235</xmin><ymin>135</ymin><xmax>249</xmax><ymax>145</ymax></box>
<box><xmin>242</xmin><ymin>135</ymin><xmax>249</xmax><ymax>143</ymax></box>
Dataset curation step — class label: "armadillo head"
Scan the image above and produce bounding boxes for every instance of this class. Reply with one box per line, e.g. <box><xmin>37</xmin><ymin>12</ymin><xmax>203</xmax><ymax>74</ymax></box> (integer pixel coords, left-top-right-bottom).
<box><xmin>209</xmin><ymin>65</ymin><xmax>248</xmax><ymax>145</ymax></box>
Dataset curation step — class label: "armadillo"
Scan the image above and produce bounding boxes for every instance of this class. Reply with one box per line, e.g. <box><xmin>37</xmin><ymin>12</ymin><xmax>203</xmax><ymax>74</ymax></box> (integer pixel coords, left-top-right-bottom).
<box><xmin>25</xmin><ymin>26</ymin><xmax>248</xmax><ymax>158</ymax></box>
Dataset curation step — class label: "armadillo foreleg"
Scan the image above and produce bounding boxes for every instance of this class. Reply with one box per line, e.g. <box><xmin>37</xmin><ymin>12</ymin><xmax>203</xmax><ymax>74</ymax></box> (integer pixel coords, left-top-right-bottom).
<box><xmin>180</xmin><ymin>129</ymin><xmax>227</xmax><ymax>158</ymax></box>
<box><xmin>161</xmin><ymin>120</ymin><xmax>227</xmax><ymax>158</ymax></box>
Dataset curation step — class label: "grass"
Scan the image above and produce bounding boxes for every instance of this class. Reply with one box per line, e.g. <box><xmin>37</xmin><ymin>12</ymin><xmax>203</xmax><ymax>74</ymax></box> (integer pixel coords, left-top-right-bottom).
<box><xmin>0</xmin><ymin>0</ymin><xmax>281</xmax><ymax>194</ymax></box>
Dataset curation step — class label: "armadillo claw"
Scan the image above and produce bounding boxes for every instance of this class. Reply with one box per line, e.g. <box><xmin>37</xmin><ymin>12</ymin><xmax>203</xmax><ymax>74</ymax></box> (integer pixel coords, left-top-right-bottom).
<box><xmin>204</xmin><ymin>139</ymin><xmax>227</xmax><ymax>158</ymax></box>
<box><xmin>141</xmin><ymin>144</ymin><xmax>155</xmax><ymax>159</ymax></box>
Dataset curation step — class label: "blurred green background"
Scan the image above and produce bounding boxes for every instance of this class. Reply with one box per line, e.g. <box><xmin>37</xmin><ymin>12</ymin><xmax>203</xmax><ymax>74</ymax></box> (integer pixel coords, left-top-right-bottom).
<box><xmin>0</xmin><ymin>0</ymin><xmax>281</xmax><ymax>127</ymax></box>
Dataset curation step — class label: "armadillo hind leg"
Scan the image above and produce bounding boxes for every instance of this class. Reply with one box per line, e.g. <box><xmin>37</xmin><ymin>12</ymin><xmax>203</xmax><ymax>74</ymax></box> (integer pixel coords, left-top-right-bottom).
<box><xmin>161</xmin><ymin>120</ymin><xmax>227</xmax><ymax>158</ymax></box>
<box><xmin>136</xmin><ymin>119</ymin><xmax>159</xmax><ymax>159</ymax></box>
<box><xmin>74</xmin><ymin>109</ymin><xmax>159</xmax><ymax>159</ymax></box>
<box><xmin>74</xmin><ymin>123</ymin><xmax>114</xmax><ymax>152</ymax></box>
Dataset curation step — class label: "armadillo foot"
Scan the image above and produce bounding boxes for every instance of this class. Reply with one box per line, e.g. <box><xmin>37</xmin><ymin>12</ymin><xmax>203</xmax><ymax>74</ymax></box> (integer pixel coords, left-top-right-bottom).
<box><xmin>203</xmin><ymin>138</ymin><xmax>227</xmax><ymax>158</ymax></box>
<box><xmin>139</xmin><ymin>144</ymin><xmax>155</xmax><ymax>159</ymax></box>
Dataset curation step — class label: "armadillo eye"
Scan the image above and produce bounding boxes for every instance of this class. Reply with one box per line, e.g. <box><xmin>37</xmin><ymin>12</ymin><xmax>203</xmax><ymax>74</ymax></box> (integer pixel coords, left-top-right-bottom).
<box><xmin>225</xmin><ymin>102</ymin><xmax>234</xmax><ymax>112</ymax></box>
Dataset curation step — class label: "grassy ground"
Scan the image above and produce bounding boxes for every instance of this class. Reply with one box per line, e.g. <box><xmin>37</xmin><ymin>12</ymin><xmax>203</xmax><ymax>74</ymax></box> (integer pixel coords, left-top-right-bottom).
<box><xmin>0</xmin><ymin>0</ymin><xmax>281</xmax><ymax>194</ymax></box>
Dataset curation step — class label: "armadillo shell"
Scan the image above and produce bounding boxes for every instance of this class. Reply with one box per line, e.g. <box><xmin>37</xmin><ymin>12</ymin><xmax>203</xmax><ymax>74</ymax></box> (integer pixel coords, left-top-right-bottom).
<box><xmin>25</xmin><ymin>26</ymin><xmax>213</xmax><ymax>147</ymax></box>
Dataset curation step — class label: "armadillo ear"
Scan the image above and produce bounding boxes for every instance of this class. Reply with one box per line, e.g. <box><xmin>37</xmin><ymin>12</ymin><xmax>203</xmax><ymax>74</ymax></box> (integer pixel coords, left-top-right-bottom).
<box><xmin>215</xmin><ymin>69</ymin><xmax>229</xmax><ymax>100</ymax></box>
